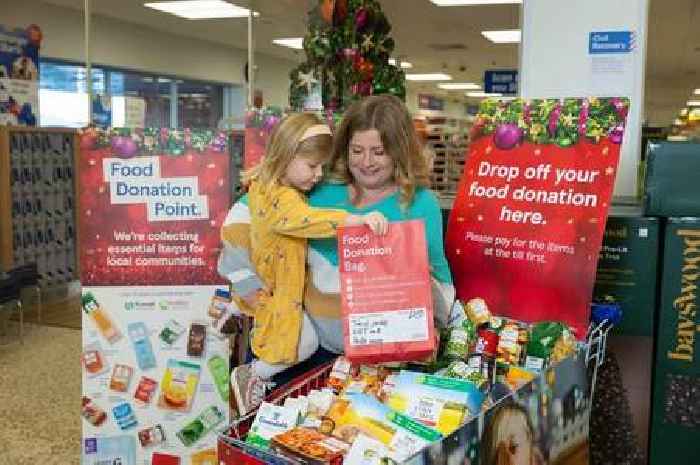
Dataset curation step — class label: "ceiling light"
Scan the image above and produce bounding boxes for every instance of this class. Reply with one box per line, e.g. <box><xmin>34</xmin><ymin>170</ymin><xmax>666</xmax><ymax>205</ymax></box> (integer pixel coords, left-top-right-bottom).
<box><xmin>388</xmin><ymin>58</ymin><xmax>413</xmax><ymax>69</ymax></box>
<box><xmin>144</xmin><ymin>1</ymin><xmax>258</xmax><ymax>20</ymax></box>
<box><xmin>406</xmin><ymin>73</ymin><xmax>452</xmax><ymax>81</ymax></box>
<box><xmin>438</xmin><ymin>82</ymin><xmax>481</xmax><ymax>90</ymax></box>
<box><xmin>430</xmin><ymin>0</ymin><xmax>521</xmax><ymax>5</ymax></box>
<box><xmin>466</xmin><ymin>91</ymin><xmax>502</xmax><ymax>98</ymax></box>
<box><xmin>481</xmin><ymin>29</ymin><xmax>521</xmax><ymax>44</ymax></box>
<box><xmin>272</xmin><ymin>38</ymin><xmax>304</xmax><ymax>50</ymax></box>
<box><xmin>695</xmin><ymin>89</ymin><xmax>700</xmax><ymax>95</ymax></box>
<box><xmin>687</xmin><ymin>100</ymin><xmax>700</xmax><ymax>107</ymax></box>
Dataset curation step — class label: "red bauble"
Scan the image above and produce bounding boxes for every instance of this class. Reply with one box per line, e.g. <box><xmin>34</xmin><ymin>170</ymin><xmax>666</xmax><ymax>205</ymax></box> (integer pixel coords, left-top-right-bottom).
<box><xmin>320</xmin><ymin>0</ymin><xmax>334</xmax><ymax>24</ymax></box>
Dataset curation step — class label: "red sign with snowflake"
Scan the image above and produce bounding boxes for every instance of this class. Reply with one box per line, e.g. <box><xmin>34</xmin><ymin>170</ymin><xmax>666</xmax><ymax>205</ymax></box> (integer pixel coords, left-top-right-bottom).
<box><xmin>78</xmin><ymin>129</ymin><xmax>230</xmax><ymax>286</ymax></box>
<box><xmin>445</xmin><ymin>98</ymin><xmax>630</xmax><ymax>338</ymax></box>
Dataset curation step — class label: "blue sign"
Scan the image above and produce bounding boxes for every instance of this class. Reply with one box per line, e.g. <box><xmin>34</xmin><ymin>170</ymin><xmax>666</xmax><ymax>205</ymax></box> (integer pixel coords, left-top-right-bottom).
<box><xmin>418</xmin><ymin>93</ymin><xmax>444</xmax><ymax>111</ymax></box>
<box><xmin>484</xmin><ymin>70</ymin><xmax>518</xmax><ymax>95</ymax></box>
<box><xmin>589</xmin><ymin>31</ymin><xmax>634</xmax><ymax>54</ymax></box>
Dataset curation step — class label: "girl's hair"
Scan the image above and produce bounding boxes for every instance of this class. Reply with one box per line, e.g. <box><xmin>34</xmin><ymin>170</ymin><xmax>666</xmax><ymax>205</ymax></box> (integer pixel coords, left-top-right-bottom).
<box><xmin>329</xmin><ymin>95</ymin><xmax>430</xmax><ymax>207</ymax></box>
<box><xmin>481</xmin><ymin>402</ymin><xmax>536</xmax><ymax>465</ymax></box>
<box><xmin>244</xmin><ymin>113</ymin><xmax>333</xmax><ymax>186</ymax></box>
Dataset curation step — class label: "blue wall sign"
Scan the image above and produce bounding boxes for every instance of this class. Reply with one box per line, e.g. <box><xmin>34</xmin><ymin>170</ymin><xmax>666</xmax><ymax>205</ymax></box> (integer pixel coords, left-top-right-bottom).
<box><xmin>484</xmin><ymin>70</ymin><xmax>518</xmax><ymax>95</ymax></box>
<box><xmin>589</xmin><ymin>31</ymin><xmax>634</xmax><ymax>54</ymax></box>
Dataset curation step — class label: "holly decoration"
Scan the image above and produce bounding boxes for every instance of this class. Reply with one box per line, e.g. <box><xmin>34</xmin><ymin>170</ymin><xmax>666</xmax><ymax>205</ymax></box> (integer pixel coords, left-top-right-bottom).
<box><xmin>289</xmin><ymin>0</ymin><xmax>406</xmax><ymax>111</ymax></box>
<box><xmin>472</xmin><ymin>98</ymin><xmax>630</xmax><ymax>149</ymax></box>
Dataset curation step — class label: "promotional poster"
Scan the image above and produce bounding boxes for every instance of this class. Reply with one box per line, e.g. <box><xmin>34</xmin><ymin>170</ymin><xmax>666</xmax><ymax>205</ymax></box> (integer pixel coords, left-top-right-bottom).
<box><xmin>243</xmin><ymin>107</ymin><xmax>282</xmax><ymax>169</ymax></box>
<box><xmin>79</xmin><ymin>129</ymin><xmax>230</xmax><ymax>465</ymax></box>
<box><xmin>0</xmin><ymin>23</ymin><xmax>41</xmax><ymax>126</ymax></box>
<box><xmin>338</xmin><ymin>220</ymin><xmax>436</xmax><ymax>364</ymax></box>
<box><xmin>446</xmin><ymin>98</ymin><xmax>630</xmax><ymax>338</ymax></box>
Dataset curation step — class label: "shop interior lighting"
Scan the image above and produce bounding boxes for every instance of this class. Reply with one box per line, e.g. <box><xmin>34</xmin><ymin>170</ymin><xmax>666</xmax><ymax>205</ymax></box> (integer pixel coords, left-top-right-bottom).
<box><xmin>438</xmin><ymin>82</ymin><xmax>481</xmax><ymax>90</ymax></box>
<box><xmin>466</xmin><ymin>91</ymin><xmax>502</xmax><ymax>97</ymax></box>
<box><xmin>406</xmin><ymin>73</ymin><xmax>452</xmax><ymax>81</ymax></box>
<box><xmin>687</xmin><ymin>100</ymin><xmax>700</xmax><ymax>107</ymax></box>
<box><xmin>144</xmin><ymin>1</ymin><xmax>258</xmax><ymax>20</ymax></box>
<box><xmin>481</xmin><ymin>29</ymin><xmax>521</xmax><ymax>44</ymax></box>
<box><xmin>272</xmin><ymin>38</ymin><xmax>304</xmax><ymax>49</ymax></box>
<box><xmin>694</xmin><ymin>89</ymin><xmax>700</xmax><ymax>95</ymax></box>
<box><xmin>388</xmin><ymin>58</ymin><xmax>413</xmax><ymax>69</ymax></box>
<box><xmin>430</xmin><ymin>0</ymin><xmax>521</xmax><ymax>5</ymax></box>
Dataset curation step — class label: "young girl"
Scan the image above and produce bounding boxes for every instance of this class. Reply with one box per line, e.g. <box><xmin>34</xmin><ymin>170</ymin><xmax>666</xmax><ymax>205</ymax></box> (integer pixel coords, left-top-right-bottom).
<box><xmin>481</xmin><ymin>402</ymin><xmax>545</xmax><ymax>465</ymax></box>
<box><xmin>222</xmin><ymin>113</ymin><xmax>387</xmax><ymax>416</ymax></box>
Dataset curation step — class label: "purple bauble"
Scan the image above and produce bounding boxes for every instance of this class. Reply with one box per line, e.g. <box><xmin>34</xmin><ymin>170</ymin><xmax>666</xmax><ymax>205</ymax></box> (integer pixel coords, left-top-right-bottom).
<box><xmin>111</xmin><ymin>136</ymin><xmax>127</xmax><ymax>153</ymax></box>
<box><xmin>263</xmin><ymin>114</ymin><xmax>280</xmax><ymax>132</ymax></box>
<box><xmin>608</xmin><ymin>124</ymin><xmax>625</xmax><ymax>144</ymax></box>
<box><xmin>355</xmin><ymin>8</ymin><xmax>369</xmax><ymax>30</ymax></box>
<box><xmin>116</xmin><ymin>138</ymin><xmax>138</xmax><ymax>158</ymax></box>
<box><xmin>358</xmin><ymin>80</ymin><xmax>372</xmax><ymax>96</ymax></box>
<box><xmin>494</xmin><ymin>123</ymin><xmax>523</xmax><ymax>150</ymax></box>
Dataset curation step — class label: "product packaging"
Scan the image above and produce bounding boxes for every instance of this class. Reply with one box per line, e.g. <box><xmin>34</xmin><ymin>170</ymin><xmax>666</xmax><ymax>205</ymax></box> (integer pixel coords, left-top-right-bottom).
<box><xmin>127</xmin><ymin>322</ymin><xmax>157</xmax><ymax>370</ymax></box>
<box><xmin>190</xmin><ymin>449</ymin><xmax>217</xmax><ymax>465</ymax></box>
<box><xmin>187</xmin><ymin>322</ymin><xmax>207</xmax><ymax>357</ymax></box>
<box><xmin>82</xmin><ymin>292</ymin><xmax>122</xmax><ymax>344</ymax></box>
<box><xmin>158</xmin><ymin>359</ymin><xmax>201</xmax><ymax>412</ymax></box>
<box><xmin>151</xmin><ymin>452</ymin><xmax>181</xmax><ymax>465</ymax></box>
<box><xmin>207</xmin><ymin>355</ymin><xmax>230</xmax><ymax>402</ymax></box>
<box><xmin>82</xmin><ymin>435</ymin><xmax>136</xmax><ymax>465</ymax></box>
<box><xmin>246</xmin><ymin>402</ymin><xmax>300</xmax><ymax>449</ymax></box>
<box><xmin>159</xmin><ymin>319</ymin><xmax>185</xmax><ymax>346</ymax></box>
<box><xmin>112</xmin><ymin>402</ymin><xmax>138</xmax><ymax>430</ymax></box>
<box><xmin>137</xmin><ymin>424</ymin><xmax>166</xmax><ymax>447</ymax></box>
<box><xmin>82</xmin><ymin>341</ymin><xmax>109</xmax><ymax>377</ymax></box>
<box><xmin>110</xmin><ymin>364</ymin><xmax>134</xmax><ymax>392</ymax></box>
<box><xmin>465</xmin><ymin>298</ymin><xmax>491</xmax><ymax>327</ymax></box>
<box><xmin>81</xmin><ymin>396</ymin><xmax>107</xmax><ymax>426</ymax></box>
<box><xmin>271</xmin><ymin>427</ymin><xmax>350</xmax><ymax>465</ymax></box>
<box><xmin>343</xmin><ymin>433</ymin><xmax>393</xmax><ymax>465</ymax></box>
<box><xmin>176</xmin><ymin>405</ymin><xmax>225</xmax><ymax>447</ymax></box>
<box><xmin>384</xmin><ymin>371</ymin><xmax>484</xmax><ymax>435</ymax></box>
<box><xmin>133</xmin><ymin>376</ymin><xmax>158</xmax><ymax>405</ymax></box>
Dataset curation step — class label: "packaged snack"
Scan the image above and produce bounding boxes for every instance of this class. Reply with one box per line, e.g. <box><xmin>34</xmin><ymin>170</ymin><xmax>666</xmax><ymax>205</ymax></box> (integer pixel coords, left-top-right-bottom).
<box><xmin>344</xmin><ymin>433</ymin><xmax>392</xmax><ymax>465</ymax></box>
<box><xmin>207</xmin><ymin>355</ymin><xmax>230</xmax><ymax>402</ymax></box>
<box><xmin>177</xmin><ymin>405</ymin><xmax>225</xmax><ymax>447</ymax></box>
<box><xmin>158</xmin><ymin>359</ymin><xmax>201</xmax><ymax>412</ymax></box>
<box><xmin>551</xmin><ymin>326</ymin><xmax>577</xmax><ymax>363</ymax></box>
<box><xmin>137</xmin><ymin>424</ymin><xmax>166</xmax><ymax>447</ymax></box>
<box><xmin>271</xmin><ymin>427</ymin><xmax>350</xmax><ymax>465</ymax></box>
<box><xmin>209</xmin><ymin>289</ymin><xmax>235</xmax><ymax>338</ymax></box>
<box><xmin>81</xmin><ymin>396</ymin><xmax>107</xmax><ymax>426</ymax></box>
<box><xmin>246</xmin><ymin>402</ymin><xmax>300</xmax><ymax>449</ymax></box>
<box><xmin>475</xmin><ymin>327</ymin><xmax>499</xmax><ymax>358</ymax></box>
<box><xmin>496</xmin><ymin>322</ymin><xmax>524</xmax><ymax>365</ymax></box>
<box><xmin>187</xmin><ymin>322</ymin><xmax>207</xmax><ymax>357</ymax></box>
<box><xmin>444</xmin><ymin>360</ymin><xmax>487</xmax><ymax>388</ymax></box>
<box><xmin>326</xmin><ymin>393</ymin><xmax>441</xmax><ymax>462</ymax></box>
<box><xmin>339</xmin><ymin>221</ymin><xmax>437</xmax><ymax>365</ymax></box>
<box><xmin>327</xmin><ymin>357</ymin><xmax>353</xmax><ymax>393</ymax></box>
<box><xmin>284</xmin><ymin>396</ymin><xmax>309</xmax><ymax>421</ymax></box>
<box><xmin>127</xmin><ymin>322</ymin><xmax>156</xmax><ymax>370</ymax></box>
<box><xmin>190</xmin><ymin>449</ymin><xmax>217</xmax><ymax>465</ymax></box>
<box><xmin>82</xmin><ymin>292</ymin><xmax>122</xmax><ymax>344</ymax></box>
<box><xmin>308</xmin><ymin>389</ymin><xmax>336</xmax><ymax>419</ymax></box>
<box><xmin>465</xmin><ymin>298</ymin><xmax>491</xmax><ymax>327</ymax></box>
<box><xmin>384</xmin><ymin>371</ymin><xmax>485</xmax><ymax>435</ymax></box>
<box><xmin>112</xmin><ymin>402</ymin><xmax>138</xmax><ymax>430</ymax></box>
<box><xmin>82</xmin><ymin>342</ymin><xmax>109</xmax><ymax>377</ymax></box>
<box><xmin>505</xmin><ymin>366</ymin><xmax>536</xmax><ymax>390</ymax></box>
<box><xmin>527</xmin><ymin>321</ymin><xmax>571</xmax><ymax>368</ymax></box>
<box><xmin>82</xmin><ymin>435</ymin><xmax>136</xmax><ymax>465</ymax></box>
<box><xmin>151</xmin><ymin>452</ymin><xmax>181</xmax><ymax>465</ymax></box>
<box><xmin>444</xmin><ymin>319</ymin><xmax>476</xmax><ymax>361</ymax></box>
<box><xmin>109</xmin><ymin>364</ymin><xmax>133</xmax><ymax>392</ymax></box>
<box><xmin>159</xmin><ymin>319</ymin><xmax>185</xmax><ymax>345</ymax></box>
<box><xmin>133</xmin><ymin>376</ymin><xmax>158</xmax><ymax>405</ymax></box>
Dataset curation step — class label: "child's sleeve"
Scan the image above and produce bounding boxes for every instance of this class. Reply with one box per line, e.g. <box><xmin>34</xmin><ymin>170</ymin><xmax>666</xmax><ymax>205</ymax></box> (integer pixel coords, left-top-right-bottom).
<box><xmin>267</xmin><ymin>186</ymin><xmax>349</xmax><ymax>238</ymax></box>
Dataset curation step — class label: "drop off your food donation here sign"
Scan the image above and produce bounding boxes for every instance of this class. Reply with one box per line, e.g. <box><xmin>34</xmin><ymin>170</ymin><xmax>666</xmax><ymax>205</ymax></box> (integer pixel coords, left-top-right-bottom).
<box><xmin>446</xmin><ymin>98</ymin><xmax>630</xmax><ymax>338</ymax></box>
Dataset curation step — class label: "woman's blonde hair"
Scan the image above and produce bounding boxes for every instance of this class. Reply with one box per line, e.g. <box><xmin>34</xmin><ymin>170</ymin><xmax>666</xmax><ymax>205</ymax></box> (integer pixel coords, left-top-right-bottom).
<box><xmin>481</xmin><ymin>402</ymin><xmax>536</xmax><ymax>465</ymax></box>
<box><xmin>329</xmin><ymin>95</ymin><xmax>430</xmax><ymax>207</ymax></box>
<box><xmin>244</xmin><ymin>113</ymin><xmax>333</xmax><ymax>186</ymax></box>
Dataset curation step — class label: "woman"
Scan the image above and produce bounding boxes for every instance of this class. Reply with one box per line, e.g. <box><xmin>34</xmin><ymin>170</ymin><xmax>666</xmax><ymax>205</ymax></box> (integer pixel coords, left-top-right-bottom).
<box><xmin>218</xmin><ymin>95</ymin><xmax>456</xmax><ymax>411</ymax></box>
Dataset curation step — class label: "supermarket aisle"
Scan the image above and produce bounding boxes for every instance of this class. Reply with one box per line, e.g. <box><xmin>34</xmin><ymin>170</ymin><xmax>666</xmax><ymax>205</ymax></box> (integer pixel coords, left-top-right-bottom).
<box><xmin>0</xmin><ymin>323</ymin><xmax>80</xmax><ymax>465</ymax></box>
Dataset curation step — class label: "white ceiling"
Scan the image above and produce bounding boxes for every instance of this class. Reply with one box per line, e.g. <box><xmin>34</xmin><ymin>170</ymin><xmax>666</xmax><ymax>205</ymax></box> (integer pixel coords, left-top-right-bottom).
<box><xmin>39</xmin><ymin>0</ymin><xmax>700</xmax><ymax>126</ymax></box>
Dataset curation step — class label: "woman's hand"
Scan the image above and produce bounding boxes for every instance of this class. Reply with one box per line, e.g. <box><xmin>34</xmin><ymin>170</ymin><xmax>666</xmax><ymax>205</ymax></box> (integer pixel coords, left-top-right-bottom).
<box><xmin>346</xmin><ymin>211</ymin><xmax>389</xmax><ymax>235</ymax></box>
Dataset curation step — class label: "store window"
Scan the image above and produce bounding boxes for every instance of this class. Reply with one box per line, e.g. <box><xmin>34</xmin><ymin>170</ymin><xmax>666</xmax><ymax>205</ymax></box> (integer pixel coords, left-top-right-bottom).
<box><xmin>39</xmin><ymin>59</ymin><xmax>225</xmax><ymax>129</ymax></box>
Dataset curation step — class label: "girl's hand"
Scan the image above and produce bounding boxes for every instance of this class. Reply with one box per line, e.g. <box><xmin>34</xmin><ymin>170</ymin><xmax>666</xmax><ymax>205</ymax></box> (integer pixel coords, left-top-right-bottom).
<box><xmin>362</xmin><ymin>211</ymin><xmax>389</xmax><ymax>235</ymax></box>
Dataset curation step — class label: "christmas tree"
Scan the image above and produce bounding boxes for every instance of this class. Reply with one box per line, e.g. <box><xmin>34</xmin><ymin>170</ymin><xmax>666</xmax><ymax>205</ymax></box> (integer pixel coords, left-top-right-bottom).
<box><xmin>289</xmin><ymin>0</ymin><xmax>406</xmax><ymax>112</ymax></box>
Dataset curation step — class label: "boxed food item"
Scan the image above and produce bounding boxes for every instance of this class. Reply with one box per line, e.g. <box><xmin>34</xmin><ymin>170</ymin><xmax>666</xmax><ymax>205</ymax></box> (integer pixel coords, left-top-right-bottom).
<box><xmin>384</xmin><ymin>371</ymin><xmax>484</xmax><ymax>435</ymax></box>
<box><xmin>343</xmin><ymin>433</ymin><xmax>392</xmax><ymax>465</ymax></box>
<box><xmin>271</xmin><ymin>427</ymin><xmax>350</xmax><ymax>465</ymax></box>
<box><xmin>246</xmin><ymin>402</ymin><xmax>301</xmax><ymax>449</ymax></box>
<box><xmin>81</xmin><ymin>396</ymin><xmax>107</xmax><ymax>427</ymax></box>
<box><xmin>176</xmin><ymin>405</ymin><xmax>225</xmax><ymax>447</ymax></box>
<box><xmin>137</xmin><ymin>424</ymin><xmax>166</xmax><ymax>447</ymax></box>
<box><xmin>109</xmin><ymin>364</ymin><xmax>133</xmax><ymax>392</ymax></box>
<box><xmin>82</xmin><ymin>342</ymin><xmax>109</xmax><ymax>377</ymax></box>
<box><xmin>643</xmin><ymin>141</ymin><xmax>700</xmax><ymax>216</ymax></box>
<box><xmin>133</xmin><ymin>376</ymin><xmax>158</xmax><ymax>405</ymax></box>
<box><xmin>158</xmin><ymin>359</ymin><xmax>201</xmax><ymax>412</ymax></box>
<box><xmin>326</xmin><ymin>392</ymin><xmax>442</xmax><ymax>462</ymax></box>
<box><xmin>338</xmin><ymin>221</ymin><xmax>436</xmax><ymax>364</ymax></box>
<box><xmin>82</xmin><ymin>435</ymin><xmax>136</xmax><ymax>465</ymax></box>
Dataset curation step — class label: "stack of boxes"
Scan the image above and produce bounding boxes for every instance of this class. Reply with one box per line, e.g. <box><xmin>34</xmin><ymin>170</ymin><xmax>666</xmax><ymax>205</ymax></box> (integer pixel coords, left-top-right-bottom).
<box><xmin>4</xmin><ymin>129</ymin><xmax>77</xmax><ymax>286</ymax></box>
<box><xmin>642</xmin><ymin>142</ymin><xmax>700</xmax><ymax>465</ymax></box>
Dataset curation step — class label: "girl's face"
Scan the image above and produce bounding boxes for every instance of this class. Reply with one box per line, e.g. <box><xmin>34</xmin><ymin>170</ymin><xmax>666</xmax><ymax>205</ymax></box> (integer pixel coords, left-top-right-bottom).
<box><xmin>348</xmin><ymin>129</ymin><xmax>395</xmax><ymax>191</ymax></box>
<box><xmin>282</xmin><ymin>154</ymin><xmax>325</xmax><ymax>192</ymax></box>
<box><xmin>500</xmin><ymin>415</ymin><xmax>533</xmax><ymax>465</ymax></box>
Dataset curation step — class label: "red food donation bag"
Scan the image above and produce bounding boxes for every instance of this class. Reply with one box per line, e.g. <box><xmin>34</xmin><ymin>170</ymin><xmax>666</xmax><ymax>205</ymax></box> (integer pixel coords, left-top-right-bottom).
<box><xmin>338</xmin><ymin>220</ymin><xmax>436</xmax><ymax>364</ymax></box>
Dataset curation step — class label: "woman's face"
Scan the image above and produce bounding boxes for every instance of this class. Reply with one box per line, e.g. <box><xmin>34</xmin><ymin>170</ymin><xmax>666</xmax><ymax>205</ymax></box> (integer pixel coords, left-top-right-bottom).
<box><xmin>500</xmin><ymin>415</ymin><xmax>533</xmax><ymax>465</ymax></box>
<box><xmin>348</xmin><ymin>129</ymin><xmax>395</xmax><ymax>191</ymax></box>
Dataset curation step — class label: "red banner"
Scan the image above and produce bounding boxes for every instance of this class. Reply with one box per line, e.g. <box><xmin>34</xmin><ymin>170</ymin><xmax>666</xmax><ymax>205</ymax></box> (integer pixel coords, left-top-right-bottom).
<box><xmin>446</xmin><ymin>98</ymin><xmax>630</xmax><ymax>337</ymax></box>
<box><xmin>78</xmin><ymin>129</ymin><xmax>230</xmax><ymax>286</ymax></box>
<box><xmin>339</xmin><ymin>220</ymin><xmax>436</xmax><ymax>363</ymax></box>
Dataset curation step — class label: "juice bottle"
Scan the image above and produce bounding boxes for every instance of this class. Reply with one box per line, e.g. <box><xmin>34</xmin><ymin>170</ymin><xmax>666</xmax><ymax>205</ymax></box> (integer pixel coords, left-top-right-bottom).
<box><xmin>82</xmin><ymin>292</ymin><xmax>121</xmax><ymax>344</ymax></box>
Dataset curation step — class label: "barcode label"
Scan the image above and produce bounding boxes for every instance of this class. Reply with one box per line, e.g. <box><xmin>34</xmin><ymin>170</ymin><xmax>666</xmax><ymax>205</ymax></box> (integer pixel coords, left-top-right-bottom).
<box><xmin>349</xmin><ymin>307</ymin><xmax>428</xmax><ymax>346</ymax></box>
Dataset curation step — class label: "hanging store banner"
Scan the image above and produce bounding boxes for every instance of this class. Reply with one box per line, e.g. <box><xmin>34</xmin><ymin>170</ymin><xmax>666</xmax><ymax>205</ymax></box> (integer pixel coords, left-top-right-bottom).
<box><xmin>78</xmin><ymin>128</ymin><xmax>230</xmax><ymax>465</ymax></box>
<box><xmin>0</xmin><ymin>24</ymin><xmax>41</xmax><ymax>126</ymax></box>
<box><xmin>445</xmin><ymin>98</ymin><xmax>630</xmax><ymax>338</ymax></box>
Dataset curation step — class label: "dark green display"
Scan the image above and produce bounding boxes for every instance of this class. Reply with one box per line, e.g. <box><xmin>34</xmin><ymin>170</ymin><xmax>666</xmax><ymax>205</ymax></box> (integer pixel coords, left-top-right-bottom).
<box><xmin>644</xmin><ymin>142</ymin><xmax>700</xmax><ymax>217</ymax></box>
<box><xmin>649</xmin><ymin>218</ymin><xmax>700</xmax><ymax>465</ymax></box>
<box><xmin>593</xmin><ymin>209</ymin><xmax>661</xmax><ymax>336</ymax></box>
